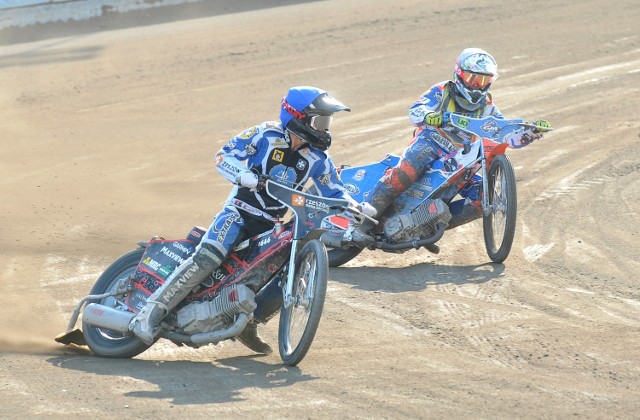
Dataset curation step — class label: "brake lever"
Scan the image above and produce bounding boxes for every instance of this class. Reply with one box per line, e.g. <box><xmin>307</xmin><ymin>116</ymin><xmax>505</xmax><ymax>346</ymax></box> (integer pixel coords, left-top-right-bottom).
<box><xmin>256</xmin><ymin>174</ymin><xmax>277</xmax><ymax>191</ymax></box>
<box><xmin>519</xmin><ymin>122</ymin><xmax>554</xmax><ymax>132</ymax></box>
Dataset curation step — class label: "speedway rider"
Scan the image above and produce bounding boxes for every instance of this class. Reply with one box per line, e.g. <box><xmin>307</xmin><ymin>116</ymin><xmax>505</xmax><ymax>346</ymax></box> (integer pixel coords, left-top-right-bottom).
<box><xmin>357</xmin><ymin>48</ymin><xmax>551</xmax><ymax>244</ymax></box>
<box><xmin>129</xmin><ymin>86</ymin><xmax>374</xmax><ymax>352</ymax></box>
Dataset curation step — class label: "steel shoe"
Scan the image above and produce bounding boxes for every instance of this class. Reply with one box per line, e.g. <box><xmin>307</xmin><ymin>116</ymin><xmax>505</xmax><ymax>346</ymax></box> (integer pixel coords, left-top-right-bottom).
<box><xmin>129</xmin><ymin>302</ymin><xmax>166</xmax><ymax>345</ymax></box>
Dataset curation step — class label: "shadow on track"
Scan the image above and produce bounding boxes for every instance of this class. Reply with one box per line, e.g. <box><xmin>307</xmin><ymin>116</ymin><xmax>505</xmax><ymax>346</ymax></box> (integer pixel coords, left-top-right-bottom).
<box><xmin>331</xmin><ymin>262</ymin><xmax>505</xmax><ymax>293</ymax></box>
<box><xmin>47</xmin><ymin>353</ymin><xmax>314</xmax><ymax>405</ymax></box>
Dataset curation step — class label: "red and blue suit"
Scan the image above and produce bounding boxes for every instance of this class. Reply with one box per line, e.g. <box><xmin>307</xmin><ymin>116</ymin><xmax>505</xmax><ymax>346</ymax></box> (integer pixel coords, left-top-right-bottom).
<box><xmin>367</xmin><ymin>80</ymin><xmax>504</xmax><ymax>228</ymax></box>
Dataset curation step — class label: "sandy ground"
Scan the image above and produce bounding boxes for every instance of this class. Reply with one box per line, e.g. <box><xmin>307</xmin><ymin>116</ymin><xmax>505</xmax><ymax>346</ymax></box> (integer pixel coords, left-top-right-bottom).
<box><xmin>1</xmin><ymin>0</ymin><xmax>639</xmax><ymax>418</ymax></box>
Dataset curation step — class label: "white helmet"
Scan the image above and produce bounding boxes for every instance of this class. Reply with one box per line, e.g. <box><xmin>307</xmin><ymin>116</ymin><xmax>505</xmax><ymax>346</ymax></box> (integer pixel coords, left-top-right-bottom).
<box><xmin>453</xmin><ymin>48</ymin><xmax>498</xmax><ymax>110</ymax></box>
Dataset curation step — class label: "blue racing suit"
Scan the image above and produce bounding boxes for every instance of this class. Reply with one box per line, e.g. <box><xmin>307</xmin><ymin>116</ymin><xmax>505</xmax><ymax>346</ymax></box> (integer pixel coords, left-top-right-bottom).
<box><xmin>204</xmin><ymin>120</ymin><xmax>351</xmax><ymax>262</ymax></box>
<box><xmin>200</xmin><ymin>121</ymin><xmax>352</xmax><ymax>326</ymax></box>
<box><xmin>129</xmin><ymin>120</ymin><xmax>353</xmax><ymax>347</ymax></box>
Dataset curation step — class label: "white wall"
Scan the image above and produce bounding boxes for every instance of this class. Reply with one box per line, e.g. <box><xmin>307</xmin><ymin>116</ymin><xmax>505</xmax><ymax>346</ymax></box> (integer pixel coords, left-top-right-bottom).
<box><xmin>0</xmin><ymin>0</ymin><xmax>199</xmax><ymax>29</ymax></box>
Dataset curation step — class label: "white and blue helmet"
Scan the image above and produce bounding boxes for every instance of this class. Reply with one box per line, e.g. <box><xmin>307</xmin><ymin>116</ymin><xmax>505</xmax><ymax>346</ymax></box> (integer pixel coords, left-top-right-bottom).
<box><xmin>453</xmin><ymin>48</ymin><xmax>498</xmax><ymax>110</ymax></box>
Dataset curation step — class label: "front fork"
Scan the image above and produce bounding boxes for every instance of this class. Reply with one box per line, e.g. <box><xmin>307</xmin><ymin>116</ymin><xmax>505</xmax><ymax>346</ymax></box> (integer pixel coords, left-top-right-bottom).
<box><xmin>479</xmin><ymin>141</ymin><xmax>495</xmax><ymax>217</ymax></box>
<box><xmin>481</xmin><ymin>154</ymin><xmax>491</xmax><ymax>217</ymax></box>
<box><xmin>282</xmin><ymin>239</ymin><xmax>300</xmax><ymax>309</ymax></box>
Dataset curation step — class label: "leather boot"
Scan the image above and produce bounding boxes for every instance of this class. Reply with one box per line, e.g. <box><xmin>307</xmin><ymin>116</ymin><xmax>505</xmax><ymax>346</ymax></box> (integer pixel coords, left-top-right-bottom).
<box><xmin>348</xmin><ymin>218</ymin><xmax>376</xmax><ymax>246</ymax></box>
<box><xmin>129</xmin><ymin>242</ymin><xmax>223</xmax><ymax>345</ymax></box>
<box><xmin>344</xmin><ymin>178</ymin><xmax>399</xmax><ymax>245</ymax></box>
<box><xmin>236</xmin><ymin>276</ymin><xmax>282</xmax><ymax>354</ymax></box>
<box><xmin>236</xmin><ymin>321</ymin><xmax>273</xmax><ymax>354</ymax></box>
<box><xmin>425</xmin><ymin>243</ymin><xmax>440</xmax><ymax>254</ymax></box>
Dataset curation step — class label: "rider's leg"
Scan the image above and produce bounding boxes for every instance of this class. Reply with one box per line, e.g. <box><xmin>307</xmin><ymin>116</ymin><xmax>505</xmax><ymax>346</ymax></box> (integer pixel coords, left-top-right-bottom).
<box><xmin>234</xmin><ymin>213</ymin><xmax>281</xmax><ymax>354</ymax></box>
<box><xmin>447</xmin><ymin>174</ymin><xmax>483</xmax><ymax>229</ymax></box>
<box><xmin>368</xmin><ymin>134</ymin><xmax>440</xmax><ymax>216</ymax></box>
<box><xmin>342</xmin><ymin>131</ymin><xmax>443</xmax><ymax>248</ymax></box>
<box><xmin>236</xmin><ymin>275</ymin><xmax>282</xmax><ymax>354</ymax></box>
<box><xmin>129</xmin><ymin>206</ymin><xmax>243</xmax><ymax>345</ymax></box>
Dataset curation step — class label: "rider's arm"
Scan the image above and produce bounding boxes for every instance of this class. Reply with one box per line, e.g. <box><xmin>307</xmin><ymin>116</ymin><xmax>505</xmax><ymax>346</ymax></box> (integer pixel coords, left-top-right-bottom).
<box><xmin>482</xmin><ymin>103</ymin><xmax>543</xmax><ymax>149</ymax></box>
<box><xmin>408</xmin><ymin>83</ymin><xmax>445</xmax><ymax>128</ymax></box>
<box><xmin>310</xmin><ymin>154</ymin><xmax>359</xmax><ymax>207</ymax></box>
<box><xmin>214</xmin><ymin>125</ymin><xmax>265</xmax><ymax>183</ymax></box>
<box><xmin>482</xmin><ymin>96</ymin><xmax>505</xmax><ymax>119</ymax></box>
<box><xmin>503</xmin><ymin>128</ymin><xmax>542</xmax><ymax>149</ymax></box>
<box><xmin>500</xmin><ymin>111</ymin><xmax>551</xmax><ymax>149</ymax></box>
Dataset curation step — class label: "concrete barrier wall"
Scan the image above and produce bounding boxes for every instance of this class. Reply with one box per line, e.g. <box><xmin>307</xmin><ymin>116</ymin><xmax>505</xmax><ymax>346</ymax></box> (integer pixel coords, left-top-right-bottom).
<box><xmin>0</xmin><ymin>0</ymin><xmax>199</xmax><ymax>29</ymax></box>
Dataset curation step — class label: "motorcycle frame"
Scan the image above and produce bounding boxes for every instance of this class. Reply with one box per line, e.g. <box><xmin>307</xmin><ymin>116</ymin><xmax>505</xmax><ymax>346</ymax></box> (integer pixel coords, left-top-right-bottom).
<box><xmin>407</xmin><ymin>133</ymin><xmax>507</xmax><ymax>218</ymax></box>
<box><xmin>403</xmin><ymin>114</ymin><xmax>516</xmax><ymax>219</ymax></box>
<box><xmin>264</xmin><ymin>180</ymin><xmax>350</xmax><ymax>310</ymax></box>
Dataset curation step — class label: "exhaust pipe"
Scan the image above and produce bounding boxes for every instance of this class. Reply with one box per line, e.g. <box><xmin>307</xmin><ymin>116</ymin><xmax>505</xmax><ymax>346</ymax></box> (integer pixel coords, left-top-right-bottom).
<box><xmin>83</xmin><ymin>303</ymin><xmax>135</xmax><ymax>334</ymax></box>
<box><xmin>320</xmin><ymin>231</ymin><xmax>347</xmax><ymax>248</ymax></box>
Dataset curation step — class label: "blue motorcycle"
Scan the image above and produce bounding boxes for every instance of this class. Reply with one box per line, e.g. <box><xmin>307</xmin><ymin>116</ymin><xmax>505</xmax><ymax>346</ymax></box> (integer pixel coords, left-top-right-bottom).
<box><xmin>319</xmin><ymin>112</ymin><xmax>552</xmax><ymax>266</ymax></box>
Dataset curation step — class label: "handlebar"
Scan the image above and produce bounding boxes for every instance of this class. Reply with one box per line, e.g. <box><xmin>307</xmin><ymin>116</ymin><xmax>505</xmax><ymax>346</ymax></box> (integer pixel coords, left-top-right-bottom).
<box><xmin>443</xmin><ymin>112</ymin><xmax>553</xmax><ymax>131</ymax></box>
<box><xmin>235</xmin><ymin>173</ymin><xmax>293</xmax><ymax>191</ymax></box>
<box><xmin>247</xmin><ymin>176</ymin><xmax>379</xmax><ymax>227</ymax></box>
<box><xmin>441</xmin><ymin>112</ymin><xmax>553</xmax><ymax>141</ymax></box>
<box><xmin>256</xmin><ymin>173</ymin><xmax>275</xmax><ymax>191</ymax></box>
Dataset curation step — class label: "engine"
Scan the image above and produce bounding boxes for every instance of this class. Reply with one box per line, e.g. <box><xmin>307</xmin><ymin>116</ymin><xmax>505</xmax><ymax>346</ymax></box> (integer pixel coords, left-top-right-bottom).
<box><xmin>383</xmin><ymin>198</ymin><xmax>452</xmax><ymax>243</ymax></box>
<box><xmin>176</xmin><ymin>284</ymin><xmax>257</xmax><ymax>335</ymax></box>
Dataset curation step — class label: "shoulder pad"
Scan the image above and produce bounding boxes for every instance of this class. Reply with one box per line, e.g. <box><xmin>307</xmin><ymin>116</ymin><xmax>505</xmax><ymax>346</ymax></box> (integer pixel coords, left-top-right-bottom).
<box><xmin>300</xmin><ymin>146</ymin><xmax>327</xmax><ymax>159</ymax></box>
<box><xmin>260</xmin><ymin>121</ymin><xmax>284</xmax><ymax>134</ymax></box>
<box><xmin>235</xmin><ymin>125</ymin><xmax>260</xmax><ymax>140</ymax></box>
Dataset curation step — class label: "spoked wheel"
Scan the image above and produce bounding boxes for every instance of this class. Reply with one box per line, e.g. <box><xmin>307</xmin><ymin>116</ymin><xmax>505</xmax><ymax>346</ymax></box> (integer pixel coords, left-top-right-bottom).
<box><xmin>82</xmin><ymin>248</ymin><xmax>150</xmax><ymax>358</ymax></box>
<box><xmin>278</xmin><ymin>239</ymin><xmax>329</xmax><ymax>366</ymax></box>
<box><xmin>483</xmin><ymin>154</ymin><xmax>517</xmax><ymax>263</ymax></box>
<box><xmin>328</xmin><ymin>246</ymin><xmax>363</xmax><ymax>267</ymax></box>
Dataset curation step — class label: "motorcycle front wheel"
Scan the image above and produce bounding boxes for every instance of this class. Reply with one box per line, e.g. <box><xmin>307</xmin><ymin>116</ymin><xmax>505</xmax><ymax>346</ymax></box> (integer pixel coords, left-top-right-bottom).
<box><xmin>327</xmin><ymin>246</ymin><xmax>362</xmax><ymax>267</ymax></box>
<box><xmin>278</xmin><ymin>239</ymin><xmax>329</xmax><ymax>366</ymax></box>
<box><xmin>82</xmin><ymin>248</ymin><xmax>150</xmax><ymax>358</ymax></box>
<box><xmin>483</xmin><ymin>154</ymin><xmax>517</xmax><ymax>263</ymax></box>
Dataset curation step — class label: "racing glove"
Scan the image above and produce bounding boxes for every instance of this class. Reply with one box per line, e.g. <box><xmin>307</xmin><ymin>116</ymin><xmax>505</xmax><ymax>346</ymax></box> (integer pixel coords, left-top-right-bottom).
<box><xmin>520</xmin><ymin>130</ymin><xmax>541</xmax><ymax>145</ymax></box>
<box><xmin>532</xmin><ymin>119</ymin><xmax>552</xmax><ymax>133</ymax></box>
<box><xmin>237</xmin><ymin>171</ymin><xmax>259</xmax><ymax>189</ymax></box>
<box><xmin>358</xmin><ymin>202</ymin><xmax>377</xmax><ymax>218</ymax></box>
<box><xmin>424</xmin><ymin>112</ymin><xmax>443</xmax><ymax>127</ymax></box>
<box><xmin>504</xmin><ymin>128</ymin><xmax>540</xmax><ymax>148</ymax></box>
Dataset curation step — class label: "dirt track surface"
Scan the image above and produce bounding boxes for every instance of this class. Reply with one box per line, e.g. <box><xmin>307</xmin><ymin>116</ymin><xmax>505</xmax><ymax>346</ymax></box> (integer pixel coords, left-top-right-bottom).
<box><xmin>1</xmin><ymin>0</ymin><xmax>639</xmax><ymax>417</ymax></box>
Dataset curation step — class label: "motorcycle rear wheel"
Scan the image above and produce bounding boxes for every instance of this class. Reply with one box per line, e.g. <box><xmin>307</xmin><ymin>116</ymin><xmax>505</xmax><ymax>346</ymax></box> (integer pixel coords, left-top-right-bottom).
<box><xmin>82</xmin><ymin>248</ymin><xmax>150</xmax><ymax>358</ymax></box>
<box><xmin>328</xmin><ymin>246</ymin><xmax>363</xmax><ymax>267</ymax></box>
<box><xmin>483</xmin><ymin>154</ymin><xmax>517</xmax><ymax>263</ymax></box>
<box><xmin>278</xmin><ymin>239</ymin><xmax>328</xmax><ymax>366</ymax></box>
